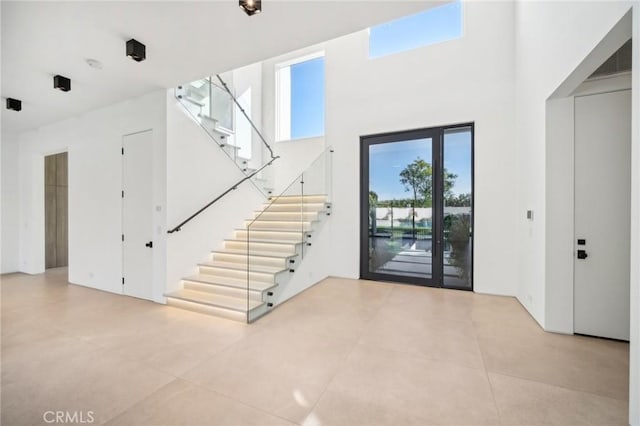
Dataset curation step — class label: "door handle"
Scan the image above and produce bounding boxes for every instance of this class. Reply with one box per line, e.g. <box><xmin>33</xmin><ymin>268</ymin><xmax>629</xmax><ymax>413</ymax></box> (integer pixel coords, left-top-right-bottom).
<box><xmin>145</xmin><ymin>241</ymin><xmax>153</xmax><ymax>248</ymax></box>
<box><xmin>577</xmin><ymin>249</ymin><xmax>588</xmax><ymax>259</ymax></box>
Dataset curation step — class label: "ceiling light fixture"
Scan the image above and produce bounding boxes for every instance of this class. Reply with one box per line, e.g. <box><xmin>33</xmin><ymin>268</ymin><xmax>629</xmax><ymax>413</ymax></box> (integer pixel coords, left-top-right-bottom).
<box><xmin>126</xmin><ymin>39</ymin><xmax>146</xmax><ymax>62</ymax></box>
<box><xmin>239</xmin><ymin>0</ymin><xmax>261</xmax><ymax>16</ymax></box>
<box><xmin>6</xmin><ymin>98</ymin><xmax>22</xmax><ymax>111</ymax></box>
<box><xmin>53</xmin><ymin>75</ymin><xmax>71</xmax><ymax>92</ymax></box>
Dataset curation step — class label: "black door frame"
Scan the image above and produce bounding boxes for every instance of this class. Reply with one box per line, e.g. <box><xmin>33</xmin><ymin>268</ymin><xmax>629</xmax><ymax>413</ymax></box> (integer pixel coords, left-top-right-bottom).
<box><xmin>359</xmin><ymin>122</ymin><xmax>474</xmax><ymax>290</ymax></box>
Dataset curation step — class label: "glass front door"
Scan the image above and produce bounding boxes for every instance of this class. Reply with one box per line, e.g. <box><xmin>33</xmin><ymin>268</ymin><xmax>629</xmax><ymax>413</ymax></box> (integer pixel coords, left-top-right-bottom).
<box><xmin>360</xmin><ymin>124</ymin><xmax>473</xmax><ymax>290</ymax></box>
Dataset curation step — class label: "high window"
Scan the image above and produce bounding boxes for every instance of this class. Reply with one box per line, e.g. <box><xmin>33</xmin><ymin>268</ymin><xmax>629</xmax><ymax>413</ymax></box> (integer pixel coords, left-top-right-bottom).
<box><xmin>275</xmin><ymin>53</ymin><xmax>325</xmax><ymax>141</ymax></box>
<box><xmin>369</xmin><ymin>1</ymin><xmax>463</xmax><ymax>59</ymax></box>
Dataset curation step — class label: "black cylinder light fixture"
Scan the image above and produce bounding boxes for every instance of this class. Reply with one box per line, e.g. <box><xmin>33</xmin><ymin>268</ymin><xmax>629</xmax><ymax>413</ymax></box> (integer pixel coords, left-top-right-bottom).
<box><xmin>53</xmin><ymin>75</ymin><xmax>71</xmax><ymax>92</ymax></box>
<box><xmin>6</xmin><ymin>98</ymin><xmax>22</xmax><ymax>111</ymax></box>
<box><xmin>239</xmin><ymin>0</ymin><xmax>261</xmax><ymax>16</ymax></box>
<box><xmin>126</xmin><ymin>39</ymin><xmax>146</xmax><ymax>62</ymax></box>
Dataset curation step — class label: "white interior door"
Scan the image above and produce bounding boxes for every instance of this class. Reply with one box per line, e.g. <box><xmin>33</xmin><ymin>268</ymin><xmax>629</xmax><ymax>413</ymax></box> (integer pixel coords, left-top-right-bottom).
<box><xmin>122</xmin><ymin>130</ymin><xmax>154</xmax><ymax>301</ymax></box>
<box><xmin>574</xmin><ymin>89</ymin><xmax>631</xmax><ymax>341</ymax></box>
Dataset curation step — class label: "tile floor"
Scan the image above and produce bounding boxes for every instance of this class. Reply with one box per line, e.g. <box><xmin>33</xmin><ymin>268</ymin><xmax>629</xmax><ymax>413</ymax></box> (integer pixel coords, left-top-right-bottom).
<box><xmin>1</xmin><ymin>268</ymin><xmax>630</xmax><ymax>425</ymax></box>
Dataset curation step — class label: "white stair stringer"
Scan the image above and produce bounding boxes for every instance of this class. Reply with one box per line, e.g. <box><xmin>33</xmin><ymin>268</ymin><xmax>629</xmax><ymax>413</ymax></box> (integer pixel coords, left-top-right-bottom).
<box><xmin>165</xmin><ymin>194</ymin><xmax>331</xmax><ymax>322</ymax></box>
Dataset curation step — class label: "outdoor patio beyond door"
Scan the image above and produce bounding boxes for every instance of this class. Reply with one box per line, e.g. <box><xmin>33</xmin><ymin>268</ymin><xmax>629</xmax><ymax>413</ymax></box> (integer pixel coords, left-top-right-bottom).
<box><xmin>360</xmin><ymin>124</ymin><xmax>473</xmax><ymax>290</ymax></box>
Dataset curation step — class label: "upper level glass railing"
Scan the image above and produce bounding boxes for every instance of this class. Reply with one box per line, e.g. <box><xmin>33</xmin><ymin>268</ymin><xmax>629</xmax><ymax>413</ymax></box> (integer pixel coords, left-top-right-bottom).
<box><xmin>175</xmin><ymin>76</ymin><xmax>276</xmax><ymax>197</ymax></box>
<box><xmin>168</xmin><ymin>76</ymin><xmax>279</xmax><ymax>234</ymax></box>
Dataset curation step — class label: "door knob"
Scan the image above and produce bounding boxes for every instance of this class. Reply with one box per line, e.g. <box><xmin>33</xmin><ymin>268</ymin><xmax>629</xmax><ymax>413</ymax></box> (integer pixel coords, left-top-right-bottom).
<box><xmin>577</xmin><ymin>249</ymin><xmax>588</xmax><ymax>259</ymax></box>
<box><xmin>145</xmin><ymin>241</ymin><xmax>153</xmax><ymax>248</ymax></box>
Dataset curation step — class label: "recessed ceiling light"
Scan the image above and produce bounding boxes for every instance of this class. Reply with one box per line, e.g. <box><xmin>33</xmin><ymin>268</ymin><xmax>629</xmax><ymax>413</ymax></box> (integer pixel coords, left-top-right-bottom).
<box><xmin>6</xmin><ymin>98</ymin><xmax>22</xmax><ymax>111</ymax></box>
<box><xmin>126</xmin><ymin>39</ymin><xmax>146</xmax><ymax>62</ymax></box>
<box><xmin>86</xmin><ymin>59</ymin><xmax>103</xmax><ymax>70</ymax></box>
<box><xmin>53</xmin><ymin>75</ymin><xmax>71</xmax><ymax>92</ymax></box>
<box><xmin>240</xmin><ymin>0</ymin><xmax>261</xmax><ymax>16</ymax></box>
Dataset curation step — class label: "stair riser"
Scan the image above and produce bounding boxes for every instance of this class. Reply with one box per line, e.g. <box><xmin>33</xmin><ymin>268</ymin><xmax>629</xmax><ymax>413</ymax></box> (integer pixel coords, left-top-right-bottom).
<box><xmin>211</xmin><ymin>253</ymin><xmax>289</xmax><ymax>268</ymax></box>
<box><xmin>199</xmin><ymin>265</ymin><xmax>275</xmax><ymax>283</ymax></box>
<box><xmin>243</xmin><ymin>222</ymin><xmax>312</xmax><ymax>231</ymax></box>
<box><xmin>261</xmin><ymin>204</ymin><xmax>327</xmax><ymax>213</ymax></box>
<box><xmin>267</xmin><ymin>196</ymin><xmax>328</xmax><ymax>204</ymax></box>
<box><xmin>167</xmin><ymin>298</ymin><xmax>247</xmax><ymax>322</ymax></box>
<box><xmin>252</xmin><ymin>212</ymin><xmax>319</xmax><ymax>221</ymax></box>
<box><xmin>224</xmin><ymin>241</ymin><xmax>297</xmax><ymax>254</ymax></box>
<box><xmin>183</xmin><ymin>281</ymin><xmax>263</xmax><ymax>301</ymax></box>
<box><xmin>184</xmin><ymin>274</ymin><xmax>276</xmax><ymax>292</ymax></box>
<box><xmin>233</xmin><ymin>231</ymin><xmax>304</xmax><ymax>243</ymax></box>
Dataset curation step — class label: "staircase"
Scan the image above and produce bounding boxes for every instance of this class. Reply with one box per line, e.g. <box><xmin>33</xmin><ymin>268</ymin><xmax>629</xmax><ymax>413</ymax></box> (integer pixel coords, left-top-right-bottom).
<box><xmin>165</xmin><ymin>194</ymin><xmax>331</xmax><ymax>322</ymax></box>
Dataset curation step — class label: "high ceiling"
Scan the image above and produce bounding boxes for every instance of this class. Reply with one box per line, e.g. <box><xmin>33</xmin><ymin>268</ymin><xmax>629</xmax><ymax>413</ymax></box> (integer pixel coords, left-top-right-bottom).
<box><xmin>1</xmin><ymin>1</ymin><xmax>442</xmax><ymax>134</ymax></box>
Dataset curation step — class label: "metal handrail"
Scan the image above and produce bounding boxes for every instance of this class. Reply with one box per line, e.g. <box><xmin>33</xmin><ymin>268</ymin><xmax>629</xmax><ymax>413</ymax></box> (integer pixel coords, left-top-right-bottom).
<box><xmin>167</xmin><ymin>156</ymin><xmax>279</xmax><ymax>234</ymax></box>
<box><xmin>215</xmin><ymin>74</ymin><xmax>277</xmax><ymax>160</ymax></box>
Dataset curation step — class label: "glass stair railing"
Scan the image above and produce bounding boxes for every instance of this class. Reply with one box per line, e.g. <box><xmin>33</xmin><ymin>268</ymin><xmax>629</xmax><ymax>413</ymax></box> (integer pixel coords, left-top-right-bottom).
<box><xmin>244</xmin><ymin>146</ymin><xmax>334</xmax><ymax>321</ymax></box>
<box><xmin>169</xmin><ymin>75</ymin><xmax>279</xmax><ymax>234</ymax></box>
<box><xmin>175</xmin><ymin>75</ymin><xmax>277</xmax><ymax>195</ymax></box>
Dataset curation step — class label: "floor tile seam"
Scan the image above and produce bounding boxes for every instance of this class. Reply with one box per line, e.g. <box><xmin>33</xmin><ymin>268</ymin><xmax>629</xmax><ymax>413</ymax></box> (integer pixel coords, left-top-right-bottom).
<box><xmin>354</xmin><ymin>339</ymin><xmax>486</xmax><ymax>373</ymax></box>
<box><xmin>167</xmin><ymin>327</ymin><xmax>261</xmax><ymax>376</ymax></box>
<box><xmin>298</xmin><ymin>330</ymin><xmax>367</xmax><ymax>425</ymax></box>
<box><xmin>88</xmin><ymin>343</ymin><xmax>209</xmax><ymax>380</ymax></box>
<box><xmin>92</xmin><ymin>370</ymin><xmax>177</xmax><ymax>426</ymax></box>
<box><xmin>351</xmin><ymin>283</ymin><xmax>395</xmax><ymax>344</ymax></box>
<box><xmin>176</xmin><ymin>375</ymin><xmax>299</xmax><ymax>425</ymax></box>
<box><xmin>298</xmin><ymin>285</ymin><xmax>395</xmax><ymax>424</ymax></box>
<box><xmin>1</xmin><ymin>318</ymin><xmax>63</xmax><ymax>344</ymax></box>
<box><xmin>476</xmin><ymin>329</ymin><xmax>505</xmax><ymax>426</ymax></box>
<box><xmin>263</xmin><ymin>284</ymin><xmax>396</xmax><ymax>345</ymax></box>
<box><xmin>375</xmin><ymin>304</ymin><xmax>477</xmax><ymax>326</ymax></box>
<box><xmin>261</xmin><ymin>320</ymin><xmax>365</xmax><ymax>348</ymax></box>
<box><xmin>22</xmin><ymin>322</ymin><xmax>115</xmax><ymax>356</ymax></box>
<box><xmin>486</xmin><ymin>370</ymin><xmax>630</xmax><ymax>402</ymax></box>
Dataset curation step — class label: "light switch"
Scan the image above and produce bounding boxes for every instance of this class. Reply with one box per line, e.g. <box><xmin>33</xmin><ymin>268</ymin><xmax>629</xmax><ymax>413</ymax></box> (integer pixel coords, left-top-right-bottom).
<box><xmin>526</xmin><ymin>210</ymin><xmax>534</xmax><ymax>221</ymax></box>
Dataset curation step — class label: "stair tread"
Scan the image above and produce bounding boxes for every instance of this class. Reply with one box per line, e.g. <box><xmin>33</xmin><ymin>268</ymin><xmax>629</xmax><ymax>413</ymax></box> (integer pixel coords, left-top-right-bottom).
<box><xmin>268</xmin><ymin>194</ymin><xmax>327</xmax><ymax>199</ymax></box>
<box><xmin>253</xmin><ymin>212</ymin><xmax>319</xmax><ymax>221</ymax></box>
<box><xmin>224</xmin><ymin>238</ymin><xmax>300</xmax><ymax>246</ymax></box>
<box><xmin>255</xmin><ymin>211</ymin><xmax>318</xmax><ymax>214</ymax></box>
<box><xmin>239</xmin><ymin>228</ymin><xmax>311</xmax><ymax>233</ymax></box>
<box><xmin>246</xmin><ymin>219</ymin><xmax>312</xmax><ymax>224</ymax></box>
<box><xmin>199</xmin><ymin>260</ymin><xmax>285</xmax><ymax>274</ymax></box>
<box><xmin>166</xmin><ymin>289</ymin><xmax>262</xmax><ymax>312</ymax></box>
<box><xmin>244</xmin><ymin>222</ymin><xmax>312</xmax><ymax>230</ymax></box>
<box><xmin>213</xmin><ymin>249</ymin><xmax>297</xmax><ymax>258</ymax></box>
<box><xmin>234</xmin><ymin>229</ymin><xmax>309</xmax><ymax>235</ymax></box>
<box><xmin>262</xmin><ymin>202</ymin><xmax>326</xmax><ymax>208</ymax></box>
<box><xmin>184</xmin><ymin>274</ymin><xmax>277</xmax><ymax>291</ymax></box>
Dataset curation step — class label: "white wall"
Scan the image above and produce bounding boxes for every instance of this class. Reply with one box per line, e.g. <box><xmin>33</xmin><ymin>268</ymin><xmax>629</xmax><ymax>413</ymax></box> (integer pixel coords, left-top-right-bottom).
<box><xmin>630</xmin><ymin>4</ymin><xmax>639</xmax><ymax>425</ymax></box>
<box><xmin>231</xmin><ymin>62</ymin><xmax>264</xmax><ymax>171</ymax></box>
<box><xmin>326</xmin><ymin>1</ymin><xmax>517</xmax><ymax>296</ymax></box>
<box><xmin>514</xmin><ymin>0</ymin><xmax>633</xmax><ymax>327</ymax></box>
<box><xmin>1</xmin><ymin>132</ymin><xmax>20</xmax><ymax>273</ymax></box>
<box><xmin>17</xmin><ymin>90</ymin><xmax>167</xmax><ymax>300</ymax></box>
<box><xmin>165</xmin><ymin>91</ymin><xmax>266</xmax><ymax>294</ymax></box>
<box><xmin>544</xmin><ymin>96</ymin><xmax>575</xmax><ymax>333</ymax></box>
